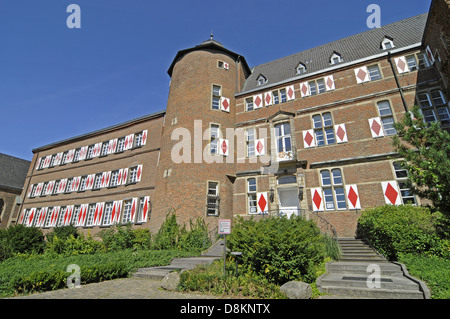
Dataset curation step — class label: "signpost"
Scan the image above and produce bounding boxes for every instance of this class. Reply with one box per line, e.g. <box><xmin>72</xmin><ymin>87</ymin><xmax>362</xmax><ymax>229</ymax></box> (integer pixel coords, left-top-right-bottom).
<box><xmin>218</xmin><ymin>219</ymin><xmax>231</xmax><ymax>276</ymax></box>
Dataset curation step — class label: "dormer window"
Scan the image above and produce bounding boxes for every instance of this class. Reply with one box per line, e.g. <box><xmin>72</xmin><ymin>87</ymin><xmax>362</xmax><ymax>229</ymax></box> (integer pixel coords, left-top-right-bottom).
<box><xmin>381</xmin><ymin>36</ymin><xmax>394</xmax><ymax>50</ymax></box>
<box><xmin>330</xmin><ymin>52</ymin><xmax>342</xmax><ymax>65</ymax></box>
<box><xmin>257</xmin><ymin>74</ymin><xmax>267</xmax><ymax>86</ymax></box>
<box><xmin>296</xmin><ymin>62</ymin><xmax>307</xmax><ymax>75</ymax></box>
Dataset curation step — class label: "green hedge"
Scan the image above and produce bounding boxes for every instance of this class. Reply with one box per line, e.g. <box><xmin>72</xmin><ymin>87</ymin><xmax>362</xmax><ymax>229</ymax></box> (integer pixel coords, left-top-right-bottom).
<box><xmin>356</xmin><ymin>205</ymin><xmax>449</xmax><ymax>261</ymax></box>
<box><xmin>227</xmin><ymin>216</ymin><xmax>326</xmax><ymax>285</ymax></box>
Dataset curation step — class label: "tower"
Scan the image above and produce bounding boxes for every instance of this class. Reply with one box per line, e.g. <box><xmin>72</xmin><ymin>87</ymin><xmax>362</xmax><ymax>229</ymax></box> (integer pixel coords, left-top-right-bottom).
<box><xmin>150</xmin><ymin>38</ymin><xmax>250</xmax><ymax>232</ymax></box>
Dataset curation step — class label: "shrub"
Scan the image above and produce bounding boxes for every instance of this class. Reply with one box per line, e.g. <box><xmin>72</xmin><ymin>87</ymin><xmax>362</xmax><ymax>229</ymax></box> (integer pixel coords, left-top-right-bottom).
<box><xmin>153</xmin><ymin>210</ymin><xmax>180</xmax><ymax>250</ymax></box>
<box><xmin>178</xmin><ymin>218</ymin><xmax>210</xmax><ymax>253</ymax></box>
<box><xmin>45</xmin><ymin>233</ymin><xmax>106</xmax><ymax>256</ymax></box>
<box><xmin>356</xmin><ymin>205</ymin><xmax>449</xmax><ymax>260</ymax></box>
<box><xmin>0</xmin><ymin>224</ymin><xmax>45</xmax><ymax>258</ymax></box>
<box><xmin>227</xmin><ymin>216</ymin><xmax>326</xmax><ymax>285</ymax></box>
<box><xmin>46</xmin><ymin>225</ymin><xmax>80</xmax><ymax>242</ymax></box>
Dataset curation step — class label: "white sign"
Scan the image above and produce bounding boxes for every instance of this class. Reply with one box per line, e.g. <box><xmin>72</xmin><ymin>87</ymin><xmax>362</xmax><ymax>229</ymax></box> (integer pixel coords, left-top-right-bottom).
<box><xmin>218</xmin><ymin>219</ymin><xmax>231</xmax><ymax>234</ymax></box>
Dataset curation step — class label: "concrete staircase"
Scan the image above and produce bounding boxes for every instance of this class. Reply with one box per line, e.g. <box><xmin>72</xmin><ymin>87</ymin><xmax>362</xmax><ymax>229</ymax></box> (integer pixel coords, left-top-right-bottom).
<box><xmin>132</xmin><ymin>240</ymin><xmax>224</xmax><ymax>280</ymax></box>
<box><xmin>317</xmin><ymin>238</ymin><xmax>429</xmax><ymax>299</ymax></box>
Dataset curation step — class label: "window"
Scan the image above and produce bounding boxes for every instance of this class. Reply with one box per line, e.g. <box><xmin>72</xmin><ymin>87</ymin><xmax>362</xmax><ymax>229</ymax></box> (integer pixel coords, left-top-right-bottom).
<box><xmin>417</xmin><ymin>90</ymin><xmax>450</xmax><ymax>126</ymax></box>
<box><xmin>72</xmin><ymin>205</ymin><xmax>81</xmax><ymax>226</ymax></box>
<box><xmin>61</xmin><ymin>151</ymin><xmax>69</xmax><ymax>164</ymax></box>
<box><xmin>136</xmin><ymin>197</ymin><xmax>146</xmax><ymax>223</ymax></box>
<box><xmin>102</xmin><ymin>202</ymin><xmax>114</xmax><ymax>226</ymax></box>
<box><xmin>100</xmin><ymin>142</ymin><xmax>109</xmax><ymax>156</ymax></box>
<box><xmin>381</xmin><ymin>37</ymin><xmax>394</xmax><ymax>50</ymax></box>
<box><xmin>93</xmin><ymin>174</ymin><xmax>102</xmax><ymax>189</ymax></box>
<box><xmin>79</xmin><ymin>176</ymin><xmax>87</xmax><ymax>191</ymax></box>
<box><xmin>110</xmin><ymin>170</ymin><xmax>120</xmax><ymax>187</ymax></box>
<box><xmin>274</xmin><ymin>123</ymin><xmax>292</xmax><ymax>154</ymax></box>
<box><xmin>30</xmin><ymin>184</ymin><xmax>38</xmax><ymax>198</ymax></box>
<box><xmin>65</xmin><ymin>178</ymin><xmax>73</xmax><ymax>193</ymax></box>
<box><xmin>393</xmin><ymin>162</ymin><xmax>416</xmax><ymax>205</ymax></box>
<box><xmin>44</xmin><ymin>208</ymin><xmax>53</xmax><ymax>228</ymax></box>
<box><xmin>296</xmin><ymin>63</ymin><xmax>307</xmax><ymax>75</ymax></box>
<box><xmin>212</xmin><ymin>85</ymin><xmax>221</xmax><ymax>110</ymax></box>
<box><xmin>134</xmin><ymin>132</ymin><xmax>144</xmax><ymax>147</ymax></box>
<box><xmin>247</xmin><ymin>178</ymin><xmax>257</xmax><ymax>214</ymax></box>
<box><xmin>405</xmin><ymin>52</ymin><xmax>430</xmax><ymax>72</ymax></box>
<box><xmin>122</xmin><ymin>200</ymin><xmax>134</xmax><ymax>223</ymax></box>
<box><xmin>245</xmin><ymin>97</ymin><xmax>254</xmax><ymax>111</ymax></box>
<box><xmin>85</xmin><ymin>204</ymin><xmax>96</xmax><ymax>227</ymax></box>
<box><xmin>278</xmin><ymin>175</ymin><xmax>296</xmax><ymax>185</ymax></box>
<box><xmin>57</xmin><ymin>207</ymin><xmax>66</xmax><ymax>227</ymax></box>
<box><xmin>86</xmin><ymin>145</ymin><xmax>95</xmax><ymax>159</ymax></box>
<box><xmin>128</xmin><ymin>166</ymin><xmax>139</xmax><ymax>184</ymax></box>
<box><xmin>53</xmin><ymin>180</ymin><xmax>61</xmax><ymax>195</ymax></box>
<box><xmin>376</xmin><ymin>101</ymin><xmax>397</xmax><ymax>135</ymax></box>
<box><xmin>417</xmin><ymin>52</ymin><xmax>430</xmax><ymax>69</ymax></box>
<box><xmin>308</xmin><ymin>78</ymin><xmax>326</xmax><ymax>96</ymax></box>
<box><xmin>206</xmin><ymin>182</ymin><xmax>219</xmax><ymax>216</ymax></box>
<box><xmin>73</xmin><ymin>148</ymin><xmax>81</xmax><ymax>162</ymax></box>
<box><xmin>272</xmin><ymin>89</ymin><xmax>287</xmax><ymax>104</ymax></box>
<box><xmin>330</xmin><ymin>53</ymin><xmax>342</xmax><ymax>65</ymax></box>
<box><xmin>41</xmin><ymin>182</ymin><xmax>49</xmax><ymax>196</ymax></box>
<box><xmin>210</xmin><ymin>124</ymin><xmax>220</xmax><ymax>155</ymax></box>
<box><xmin>257</xmin><ymin>75</ymin><xmax>267</xmax><ymax>86</ymax></box>
<box><xmin>246</xmin><ymin>128</ymin><xmax>255</xmax><ymax>157</ymax></box>
<box><xmin>313</xmin><ymin>113</ymin><xmax>335</xmax><ymax>146</ymax></box>
<box><xmin>50</xmin><ymin>155</ymin><xmax>57</xmax><ymax>167</ymax></box>
<box><xmin>320</xmin><ymin>169</ymin><xmax>346</xmax><ymax>210</ymax></box>
<box><xmin>116</xmin><ymin>137</ymin><xmax>125</xmax><ymax>152</ymax></box>
<box><xmin>368</xmin><ymin>65</ymin><xmax>382</xmax><ymax>81</ymax></box>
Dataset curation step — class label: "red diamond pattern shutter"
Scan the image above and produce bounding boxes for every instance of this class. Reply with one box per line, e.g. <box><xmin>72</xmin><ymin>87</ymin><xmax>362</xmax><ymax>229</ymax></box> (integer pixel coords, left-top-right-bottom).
<box><xmin>130</xmin><ymin>198</ymin><xmax>138</xmax><ymax>221</ymax></box>
<box><xmin>93</xmin><ymin>143</ymin><xmax>102</xmax><ymax>157</ymax></box>
<box><xmin>38</xmin><ymin>207</ymin><xmax>48</xmax><ymax>227</ymax></box>
<box><xmin>255</xmin><ymin>138</ymin><xmax>265</xmax><ymax>156</ymax></box>
<box><xmin>58</xmin><ymin>178</ymin><xmax>68</xmax><ymax>194</ymax></box>
<box><xmin>26</xmin><ymin>208</ymin><xmax>36</xmax><ymax>227</ymax></box>
<box><xmin>264</xmin><ymin>92</ymin><xmax>273</xmax><ymax>106</ymax></box>
<box><xmin>300</xmin><ymin>82</ymin><xmax>310</xmax><ymax>97</ymax></box>
<box><xmin>100</xmin><ymin>172</ymin><xmax>107</xmax><ymax>188</ymax></box>
<box><xmin>394</xmin><ymin>56</ymin><xmax>410</xmax><ymax>74</ymax></box>
<box><xmin>334</xmin><ymin>124</ymin><xmax>348</xmax><ymax>143</ymax></box>
<box><xmin>311</xmin><ymin>188</ymin><xmax>324</xmax><ymax>212</ymax></box>
<box><xmin>257</xmin><ymin>192</ymin><xmax>268</xmax><ymax>214</ymax></box>
<box><xmin>345</xmin><ymin>185</ymin><xmax>361</xmax><ymax>210</ymax></box>
<box><xmin>55</xmin><ymin>152</ymin><xmax>63</xmax><ymax>165</ymax></box>
<box><xmin>253</xmin><ymin>94</ymin><xmax>263</xmax><ymax>109</ymax></box>
<box><xmin>221</xmin><ymin>97</ymin><xmax>230</xmax><ymax>112</ymax></box>
<box><xmin>72</xmin><ymin>176</ymin><xmax>81</xmax><ymax>192</ymax></box>
<box><xmin>354</xmin><ymin>66</ymin><xmax>370</xmax><ymax>83</ymax></box>
<box><xmin>50</xmin><ymin>207</ymin><xmax>60</xmax><ymax>227</ymax></box>
<box><xmin>36</xmin><ymin>158</ymin><xmax>41</xmax><ymax>171</ymax></box>
<box><xmin>117</xmin><ymin>168</ymin><xmax>123</xmax><ymax>186</ymax></box>
<box><xmin>35</xmin><ymin>183</ymin><xmax>43</xmax><ymax>197</ymax></box>
<box><xmin>27</xmin><ymin>184</ymin><xmax>34</xmax><ymax>198</ymax></box>
<box><xmin>19</xmin><ymin>209</ymin><xmax>26</xmax><ymax>224</ymax></box>
<box><xmin>381</xmin><ymin>181</ymin><xmax>402</xmax><ymax>205</ymax></box>
<box><xmin>43</xmin><ymin>155</ymin><xmax>51</xmax><ymax>168</ymax></box>
<box><xmin>47</xmin><ymin>181</ymin><xmax>55</xmax><ymax>195</ymax></box>
<box><xmin>79</xmin><ymin>146</ymin><xmax>88</xmax><ymax>161</ymax></box>
<box><xmin>303</xmin><ymin>130</ymin><xmax>315</xmax><ymax>148</ymax></box>
<box><xmin>142</xmin><ymin>130</ymin><xmax>148</xmax><ymax>146</ymax></box>
<box><xmin>122</xmin><ymin>168</ymin><xmax>128</xmax><ymax>184</ymax></box>
<box><xmin>78</xmin><ymin>204</ymin><xmax>88</xmax><ymax>226</ymax></box>
<box><xmin>64</xmin><ymin>205</ymin><xmax>74</xmax><ymax>225</ymax></box>
<box><xmin>136</xmin><ymin>165</ymin><xmax>143</xmax><ymax>182</ymax></box>
<box><xmin>141</xmin><ymin>196</ymin><xmax>150</xmax><ymax>222</ymax></box>
<box><xmin>219</xmin><ymin>139</ymin><xmax>229</xmax><ymax>156</ymax></box>
<box><xmin>113</xmin><ymin>200</ymin><xmax>123</xmax><ymax>223</ymax></box>
<box><xmin>324</xmin><ymin>75</ymin><xmax>335</xmax><ymax>91</ymax></box>
<box><xmin>286</xmin><ymin>85</ymin><xmax>295</xmax><ymax>101</ymax></box>
<box><xmin>66</xmin><ymin>150</ymin><xmax>75</xmax><ymax>163</ymax></box>
<box><xmin>86</xmin><ymin>174</ymin><xmax>94</xmax><ymax>190</ymax></box>
<box><xmin>425</xmin><ymin>45</ymin><xmax>435</xmax><ymax>65</ymax></box>
<box><xmin>368</xmin><ymin>117</ymin><xmax>384</xmax><ymax>138</ymax></box>
<box><xmin>94</xmin><ymin>202</ymin><xmax>105</xmax><ymax>226</ymax></box>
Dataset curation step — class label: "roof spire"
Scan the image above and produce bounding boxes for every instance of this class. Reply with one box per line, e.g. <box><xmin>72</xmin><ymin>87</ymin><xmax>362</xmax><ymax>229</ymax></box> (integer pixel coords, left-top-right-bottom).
<box><xmin>210</xmin><ymin>29</ymin><xmax>214</xmax><ymax>40</ymax></box>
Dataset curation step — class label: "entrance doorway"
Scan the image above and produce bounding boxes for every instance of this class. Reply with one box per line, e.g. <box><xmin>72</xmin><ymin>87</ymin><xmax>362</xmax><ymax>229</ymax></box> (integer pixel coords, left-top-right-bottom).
<box><xmin>277</xmin><ymin>187</ymin><xmax>300</xmax><ymax>218</ymax></box>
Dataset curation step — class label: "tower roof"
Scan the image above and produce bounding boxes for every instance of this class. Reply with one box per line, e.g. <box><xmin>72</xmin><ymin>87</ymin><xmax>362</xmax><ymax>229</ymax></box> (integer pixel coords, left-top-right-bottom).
<box><xmin>167</xmin><ymin>38</ymin><xmax>251</xmax><ymax>77</ymax></box>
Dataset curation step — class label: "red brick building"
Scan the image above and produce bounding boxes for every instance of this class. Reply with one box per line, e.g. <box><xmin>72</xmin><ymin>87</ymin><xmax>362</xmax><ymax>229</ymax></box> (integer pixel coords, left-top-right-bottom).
<box><xmin>10</xmin><ymin>1</ymin><xmax>449</xmax><ymax>238</ymax></box>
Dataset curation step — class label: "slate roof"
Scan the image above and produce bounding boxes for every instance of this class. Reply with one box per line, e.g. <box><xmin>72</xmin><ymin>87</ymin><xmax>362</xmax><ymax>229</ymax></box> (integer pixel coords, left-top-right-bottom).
<box><xmin>241</xmin><ymin>13</ymin><xmax>428</xmax><ymax>94</ymax></box>
<box><xmin>0</xmin><ymin>153</ymin><xmax>31</xmax><ymax>191</ymax></box>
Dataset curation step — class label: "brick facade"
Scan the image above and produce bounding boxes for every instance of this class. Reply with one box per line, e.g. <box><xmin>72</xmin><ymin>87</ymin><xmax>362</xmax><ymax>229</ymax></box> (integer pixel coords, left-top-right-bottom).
<box><xmin>10</xmin><ymin>2</ymin><xmax>449</xmax><ymax>238</ymax></box>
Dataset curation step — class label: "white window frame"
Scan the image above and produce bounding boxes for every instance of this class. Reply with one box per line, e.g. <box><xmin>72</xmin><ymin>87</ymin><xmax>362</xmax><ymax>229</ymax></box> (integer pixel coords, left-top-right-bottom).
<box><xmin>313</xmin><ymin>113</ymin><xmax>335</xmax><ymax>146</ymax></box>
<box><xmin>102</xmin><ymin>202</ymin><xmax>114</xmax><ymax>226</ymax></box>
<box><xmin>247</xmin><ymin>178</ymin><xmax>257</xmax><ymax>214</ymax></box>
<box><xmin>121</xmin><ymin>199</ymin><xmax>134</xmax><ymax>224</ymax></box>
<box><xmin>206</xmin><ymin>181</ymin><xmax>219</xmax><ymax>216</ymax></box>
<box><xmin>367</xmin><ymin>64</ymin><xmax>382</xmax><ymax>81</ymax></box>
<box><xmin>212</xmin><ymin>85</ymin><xmax>221</xmax><ymax>110</ymax></box>
<box><xmin>320</xmin><ymin>169</ymin><xmax>347</xmax><ymax>211</ymax></box>
<box><xmin>85</xmin><ymin>204</ymin><xmax>96</xmax><ymax>227</ymax></box>
<box><xmin>376</xmin><ymin>100</ymin><xmax>397</xmax><ymax>136</ymax></box>
<box><xmin>393</xmin><ymin>162</ymin><xmax>417</xmax><ymax>205</ymax></box>
<box><xmin>274</xmin><ymin>122</ymin><xmax>292</xmax><ymax>154</ymax></box>
<box><xmin>246</xmin><ymin>127</ymin><xmax>256</xmax><ymax>157</ymax></box>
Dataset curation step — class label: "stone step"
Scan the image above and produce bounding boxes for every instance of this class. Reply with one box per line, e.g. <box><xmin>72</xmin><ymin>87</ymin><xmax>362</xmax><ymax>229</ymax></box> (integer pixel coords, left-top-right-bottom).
<box><xmin>320</xmin><ymin>285</ymin><xmax>424</xmax><ymax>299</ymax></box>
<box><xmin>327</xmin><ymin>262</ymin><xmax>402</xmax><ymax>276</ymax></box>
<box><xmin>320</xmin><ymin>273</ymin><xmax>420</xmax><ymax>291</ymax></box>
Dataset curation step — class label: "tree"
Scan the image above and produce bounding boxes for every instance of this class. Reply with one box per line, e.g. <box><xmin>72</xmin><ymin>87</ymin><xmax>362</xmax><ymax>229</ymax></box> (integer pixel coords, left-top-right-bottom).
<box><xmin>392</xmin><ymin>105</ymin><xmax>450</xmax><ymax>218</ymax></box>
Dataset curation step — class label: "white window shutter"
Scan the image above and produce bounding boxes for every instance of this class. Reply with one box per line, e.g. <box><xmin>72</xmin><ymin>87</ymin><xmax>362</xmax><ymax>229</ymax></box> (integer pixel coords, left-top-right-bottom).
<box><xmin>94</xmin><ymin>202</ymin><xmax>105</xmax><ymax>226</ymax></box>
<box><xmin>130</xmin><ymin>198</ymin><xmax>138</xmax><ymax>221</ymax></box>
<box><xmin>100</xmin><ymin>172</ymin><xmax>107</xmax><ymax>188</ymax></box>
<box><xmin>27</xmin><ymin>208</ymin><xmax>37</xmax><ymax>227</ymax></box>
<box><xmin>324</xmin><ymin>75</ymin><xmax>335</xmax><ymax>91</ymax></box>
<box><xmin>46</xmin><ymin>181</ymin><xmax>54</xmax><ymax>195</ymax></box>
<box><xmin>77</xmin><ymin>204</ymin><xmax>88</xmax><ymax>227</ymax></box>
<box><xmin>311</xmin><ymin>188</ymin><xmax>324</xmax><ymax>212</ymax></box>
<box><xmin>117</xmin><ymin>168</ymin><xmax>123</xmax><ymax>186</ymax></box>
<box><xmin>223</xmin><ymin>62</ymin><xmax>229</xmax><ymax>70</ymax></box>
<box><xmin>55</xmin><ymin>152</ymin><xmax>63</xmax><ymax>165</ymax></box>
<box><xmin>354</xmin><ymin>66</ymin><xmax>370</xmax><ymax>83</ymax></box>
<box><xmin>58</xmin><ymin>178</ymin><xmax>68</xmax><ymax>194</ymax></box>
<box><xmin>345</xmin><ymin>184</ymin><xmax>361</xmax><ymax>210</ymax></box>
<box><xmin>36</xmin><ymin>158</ymin><xmax>42</xmax><ymax>170</ymax></box>
<box><xmin>136</xmin><ymin>165</ymin><xmax>143</xmax><ymax>182</ymax></box>
<box><xmin>219</xmin><ymin>139</ymin><xmax>229</xmax><ymax>156</ymax></box>
<box><xmin>35</xmin><ymin>182</ymin><xmax>44</xmax><ymax>197</ymax></box>
<box><xmin>255</xmin><ymin>138</ymin><xmax>265</xmax><ymax>156</ymax></box>
<box><xmin>142</xmin><ymin>130</ymin><xmax>148</xmax><ymax>146</ymax></box>
<box><xmin>264</xmin><ymin>91</ymin><xmax>273</xmax><ymax>106</ymax></box>
<box><xmin>141</xmin><ymin>196</ymin><xmax>150</xmax><ymax>222</ymax></box>
<box><xmin>64</xmin><ymin>205</ymin><xmax>74</xmax><ymax>225</ymax></box>
<box><xmin>43</xmin><ymin>155</ymin><xmax>51</xmax><ymax>168</ymax></box>
<box><xmin>381</xmin><ymin>181</ymin><xmax>402</xmax><ymax>205</ymax></box>
<box><xmin>27</xmin><ymin>184</ymin><xmax>34</xmax><ymax>198</ymax></box>
<box><xmin>79</xmin><ymin>147</ymin><xmax>88</xmax><ymax>161</ymax></box>
<box><xmin>221</xmin><ymin>97</ymin><xmax>230</xmax><ymax>112</ymax></box>
<box><xmin>122</xmin><ymin>168</ymin><xmax>128</xmax><ymax>185</ymax></box>
<box><xmin>257</xmin><ymin>192</ymin><xmax>268</xmax><ymax>214</ymax></box>
<box><xmin>93</xmin><ymin>143</ymin><xmax>101</xmax><ymax>157</ymax></box>
<box><xmin>253</xmin><ymin>94</ymin><xmax>263</xmax><ymax>109</ymax></box>
<box><xmin>425</xmin><ymin>45</ymin><xmax>435</xmax><ymax>64</ymax></box>
<box><xmin>72</xmin><ymin>176</ymin><xmax>81</xmax><ymax>192</ymax></box>
<box><xmin>51</xmin><ymin>206</ymin><xmax>60</xmax><ymax>227</ymax></box>
<box><xmin>394</xmin><ymin>56</ymin><xmax>410</xmax><ymax>74</ymax></box>
<box><xmin>286</xmin><ymin>85</ymin><xmax>295</xmax><ymax>101</ymax></box>
<box><xmin>334</xmin><ymin>124</ymin><xmax>348</xmax><ymax>143</ymax></box>
<box><xmin>85</xmin><ymin>174</ymin><xmax>94</xmax><ymax>190</ymax></box>
<box><xmin>299</xmin><ymin>82</ymin><xmax>310</xmax><ymax>97</ymax></box>
<box><xmin>303</xmin><ymin>130</ymin><xmax>316</xmax><ymax>148</ymax></box>
<box><xmin>112</xmin><ymin>200</ymin><xmax>122</xmax><ymax>224</ymax></box>
<box><xmin>66</xmin><ymin>150</ymin><xmax>75</xmax><ymax>163</ymax></box>
<box><xmin>368</xmin><ymin>117</ymin><xmax>385</xmax><ymax>138</ymax></box>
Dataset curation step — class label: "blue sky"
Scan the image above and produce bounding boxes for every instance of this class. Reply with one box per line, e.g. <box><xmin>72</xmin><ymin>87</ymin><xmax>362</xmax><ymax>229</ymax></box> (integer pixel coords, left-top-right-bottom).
<box><xmin>0</xmin><ymin>0</ymin><xmax>431</xmax><ymax>161</ymax></box>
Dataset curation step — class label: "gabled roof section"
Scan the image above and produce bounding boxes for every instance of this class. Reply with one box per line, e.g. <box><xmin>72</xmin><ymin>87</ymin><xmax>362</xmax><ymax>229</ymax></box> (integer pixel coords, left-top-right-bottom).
<box><xmin>0</xmin><ymin>153</ymin><xmax>31</xmax><ymax>191</ymax></box>
<box><xmin>167</xmin><ymin>38</ymin><xmax>251</xmax><ymax>77</ymax></box>
<box><xmin>240</xmin><ymin>13</ymin><xmax>428</xmax><ymax>94</ymax></box>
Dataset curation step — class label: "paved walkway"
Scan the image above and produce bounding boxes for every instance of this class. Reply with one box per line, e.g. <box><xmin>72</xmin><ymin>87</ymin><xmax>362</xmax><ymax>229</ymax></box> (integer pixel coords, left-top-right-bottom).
<box><xmin>8</xmin><ymin>277</ymin><xmax>223</xmax><ymax>299</ymax></box>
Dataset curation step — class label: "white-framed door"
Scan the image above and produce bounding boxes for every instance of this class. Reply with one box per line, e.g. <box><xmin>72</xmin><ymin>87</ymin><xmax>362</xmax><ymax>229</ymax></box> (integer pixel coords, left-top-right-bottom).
<box><xmin>277</xmin><ymin>187</ymin><xmax>300</xmax><ymax>218</ymax></box>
